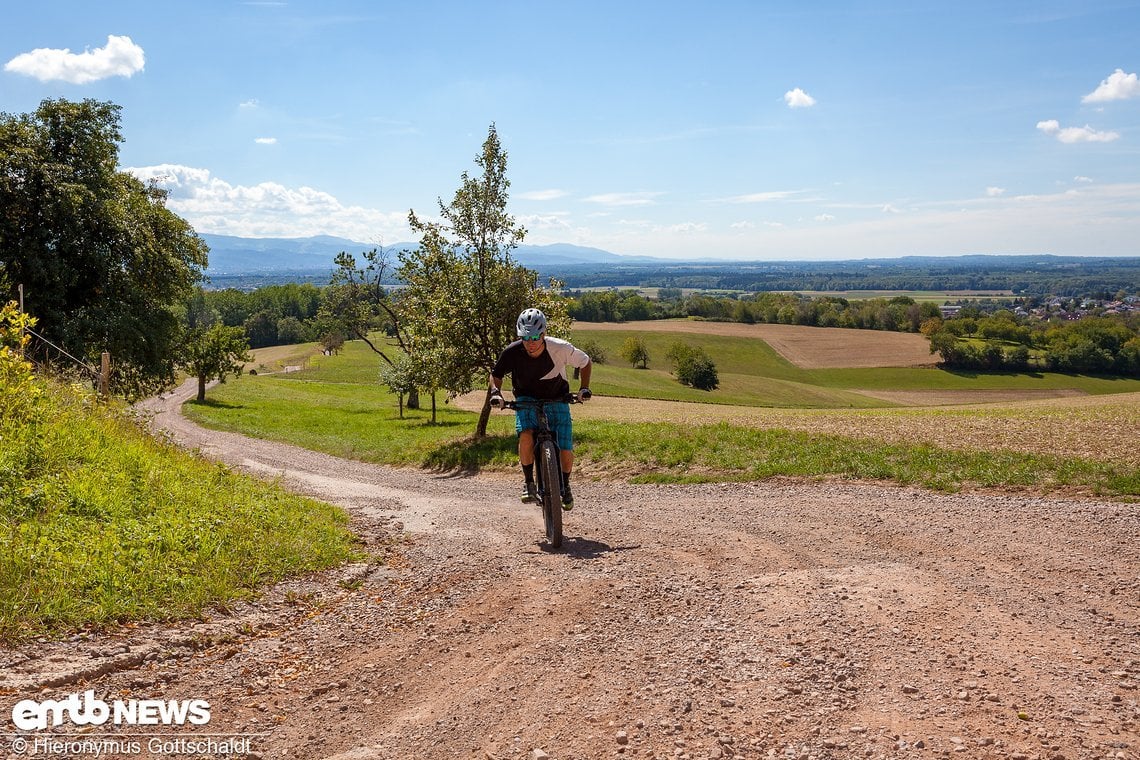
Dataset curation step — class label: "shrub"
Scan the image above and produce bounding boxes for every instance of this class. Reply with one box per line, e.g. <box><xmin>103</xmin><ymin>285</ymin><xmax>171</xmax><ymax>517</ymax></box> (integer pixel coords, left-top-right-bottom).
<box><xmin>666</xmin><ymin>340</ymin><xmax>719</xmax><ymax>390</ymax></box>
<box><xmin>0</xmin><ymin>302</ymin><xmax>44</xmax><ymax>425</ymax></box>
<box><xmin>573</xmin><ymin>338</ymin><xmax>607</xmax><ymax>365</ymax></box>
<box><xmin>620</xmin><ymin>336</ymin><xmax>650</xmax><ymax>368</ymax></box>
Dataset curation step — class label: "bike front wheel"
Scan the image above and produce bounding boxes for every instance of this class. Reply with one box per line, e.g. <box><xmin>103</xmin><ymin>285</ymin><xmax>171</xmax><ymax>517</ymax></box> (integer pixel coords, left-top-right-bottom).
<box><xmin>537</xmin><ymin>439</ymin><xmax>563</xmax><ymax>549</ymax></box>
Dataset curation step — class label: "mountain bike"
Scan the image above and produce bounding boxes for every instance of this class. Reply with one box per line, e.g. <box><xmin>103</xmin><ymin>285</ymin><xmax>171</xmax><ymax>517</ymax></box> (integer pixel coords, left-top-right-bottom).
<box><xmin>503</xmin><ymin>394</ymin><xmax>579</xmax><ymax>550</ymax></box>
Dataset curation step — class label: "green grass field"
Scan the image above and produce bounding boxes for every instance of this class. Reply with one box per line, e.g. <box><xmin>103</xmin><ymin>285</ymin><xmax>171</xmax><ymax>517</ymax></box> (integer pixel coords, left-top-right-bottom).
<box><xmin>182</xmin><ymin>333</ymin><xmax>1140</xmax><ymax>499</ymax></box>
<box><xmin>1</xmin><ymin>378</ymin><xmax>361</xmax><ymax>642</ymax></box>
<box><xmin>570</xmin><ymin>327</ymin><xmax>1140</xmax><ymax>405</ymax></box>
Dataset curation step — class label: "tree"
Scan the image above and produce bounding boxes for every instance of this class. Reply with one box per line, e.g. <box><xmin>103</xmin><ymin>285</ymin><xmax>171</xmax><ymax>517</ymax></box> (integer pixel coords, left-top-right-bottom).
<box><xmin>0</xmin><ymin>99</ymin><xmax>208</xmax><ymax>399</ymax></box>
<box><xmin>318</xmin><ymin>248</ymin><xmax>420</xmax><ymax>407</ymax></box>
<box><xmin>666</xmin><ymin>340</ymin><xmax>719</xmax><ymax>390</ymax></box>
<box><xmin>620</xmin><ymin>336</ymin><xmax>650</xmax><ymax>368</ymax></box>
<box><xmin>400</xmin><ymin>124</ymin><xmax>568</xmax><ymax>436</ymax></box>
<box><xmin>179</xmin><ymin>323</ymin><xmax>251</xmax><ymax>403</ymax></box>
<box><xmin>679</xmin><ymin>355</ymin><xmax>720</xmax><ymax>390</ymax></box>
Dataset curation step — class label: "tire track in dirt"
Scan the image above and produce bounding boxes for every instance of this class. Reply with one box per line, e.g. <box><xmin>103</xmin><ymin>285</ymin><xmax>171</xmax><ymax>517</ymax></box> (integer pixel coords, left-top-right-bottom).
<box><xmin>1</xmin><ymin>381</ymin><xmax>1136</xmax><ymax>760</ymax></box>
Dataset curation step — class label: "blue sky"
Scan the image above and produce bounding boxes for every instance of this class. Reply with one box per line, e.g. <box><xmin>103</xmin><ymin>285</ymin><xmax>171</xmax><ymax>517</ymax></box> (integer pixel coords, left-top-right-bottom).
<box><xmin>3</xmin><ymin>1</ymin><xmax>1139</xmax><ymax>260</ymax></box>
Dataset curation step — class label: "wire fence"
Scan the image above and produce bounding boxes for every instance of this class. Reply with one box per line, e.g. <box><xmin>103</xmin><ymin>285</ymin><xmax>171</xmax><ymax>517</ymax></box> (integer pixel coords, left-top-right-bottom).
<box><xmin>24</xmin><ymin>327</ymin><xmax>103</xmax><ymax>384</ymax></box>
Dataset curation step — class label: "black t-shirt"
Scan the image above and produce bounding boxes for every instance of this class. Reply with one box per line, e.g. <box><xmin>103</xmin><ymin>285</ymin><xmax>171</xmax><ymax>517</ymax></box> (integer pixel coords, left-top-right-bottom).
<box><xmin>491</xmin><ymin>336</ymin><xmax>591</xmax><ymax>400</ymax></box>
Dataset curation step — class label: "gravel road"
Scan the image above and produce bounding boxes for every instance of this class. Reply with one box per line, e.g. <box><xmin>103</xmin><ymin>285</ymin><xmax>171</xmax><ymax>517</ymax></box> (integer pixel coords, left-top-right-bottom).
<box><xmin>2</xmin><ymin>380</ymin><xmax>1137</xmax><ymax>760</ymax></box>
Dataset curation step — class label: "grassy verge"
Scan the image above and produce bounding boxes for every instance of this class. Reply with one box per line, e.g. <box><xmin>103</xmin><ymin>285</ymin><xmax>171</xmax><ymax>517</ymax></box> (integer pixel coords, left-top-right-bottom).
<box><xmin>0</xmin><ymin>379</ymin><xmax>360</xmax><ymax>643</ymax></box>
<box><xmin>186</xmin><ymin>372</ymin><xmax>1140</xmax><ymax>500</ymax></box>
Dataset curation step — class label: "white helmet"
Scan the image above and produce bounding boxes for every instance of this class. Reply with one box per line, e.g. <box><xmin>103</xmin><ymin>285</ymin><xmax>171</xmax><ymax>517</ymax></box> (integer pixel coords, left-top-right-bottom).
<box><xmin>516</xmin><ymin>308</ymin><xmax>547</xmax><ymax>337</ymax></box>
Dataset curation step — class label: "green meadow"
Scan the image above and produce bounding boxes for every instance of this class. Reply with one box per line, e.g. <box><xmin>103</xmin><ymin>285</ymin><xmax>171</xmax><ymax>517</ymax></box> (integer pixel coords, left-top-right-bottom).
<box><xmin>184</xmin><ymin>331</ymin><xmax>1140</xmax><ymax>499</ymax></box>
<box><xmin>1</xmin><ymin>379</ymin><xmax>361</xmax><ymax>642</ymax></box>
<box><xmin>569</xmin><ymin>326</ymin><xmax>1140</xmax><ymax>406</ymax></box>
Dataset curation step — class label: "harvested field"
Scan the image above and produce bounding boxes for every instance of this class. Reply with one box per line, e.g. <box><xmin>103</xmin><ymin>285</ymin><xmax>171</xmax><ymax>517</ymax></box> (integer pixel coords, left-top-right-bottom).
<box><xmin>854</xmin><ymin>388</ymin><xmax>1087</xmax><ymax>406</ymax></box>
<box><xmin>456</xmin><ymin>390</ymin><xmax>1140</xmax><ymax>467</ymax></box>
<box><xmin>575</xmin><ymin>320</ymin><xmax>938</xmax><ymax>368</ymax></box>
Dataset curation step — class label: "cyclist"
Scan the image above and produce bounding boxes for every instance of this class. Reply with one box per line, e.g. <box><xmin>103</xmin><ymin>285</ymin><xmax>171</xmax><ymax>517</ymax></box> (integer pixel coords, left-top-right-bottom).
<box><xmin>489</xmin><ymin>308</ymin><xmax>592</xmax><ymax>508</ymax></box>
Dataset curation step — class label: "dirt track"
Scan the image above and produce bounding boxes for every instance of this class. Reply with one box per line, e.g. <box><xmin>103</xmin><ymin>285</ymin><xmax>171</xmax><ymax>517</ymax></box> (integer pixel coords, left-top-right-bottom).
<box><xmin>2</xmin><ymin>380</ymin><xmax>1138</xmax><ymax>760</ymax></box>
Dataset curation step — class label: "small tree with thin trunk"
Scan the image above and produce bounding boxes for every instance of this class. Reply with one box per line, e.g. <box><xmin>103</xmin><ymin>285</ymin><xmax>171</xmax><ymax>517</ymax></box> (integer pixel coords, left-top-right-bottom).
<box><xmin>399</xmin><ymin>123</ymin><xmax>569</xmax><ymax>437</ymax></box>
<box><xmin>179</xmin><ymin>323</ymin><xmax>251</xmax><ymax>402</ymax></box>
<box><xmin>621</xmin><ymin>336</ymin><xmax>650</xmax><ymax>368</ymax></box>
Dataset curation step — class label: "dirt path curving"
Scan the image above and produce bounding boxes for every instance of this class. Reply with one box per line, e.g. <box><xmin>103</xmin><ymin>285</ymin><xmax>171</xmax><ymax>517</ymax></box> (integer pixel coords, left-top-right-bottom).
<box><xmin>1</xmin><ymin>380</ymin><xmax>1137</xmax><ymax>760</ymax></box>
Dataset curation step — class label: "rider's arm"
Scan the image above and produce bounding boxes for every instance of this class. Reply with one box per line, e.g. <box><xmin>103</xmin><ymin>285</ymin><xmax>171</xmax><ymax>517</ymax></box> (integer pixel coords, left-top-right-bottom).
<box><xmin>578</xmin><ymin>360</ymin><xmax>592</xmax><ymax>393</ymax></box>
<box><xmin>489</xmin><ymin>374</ymin><xmax>504</xmax><ymax>407</ymax></box>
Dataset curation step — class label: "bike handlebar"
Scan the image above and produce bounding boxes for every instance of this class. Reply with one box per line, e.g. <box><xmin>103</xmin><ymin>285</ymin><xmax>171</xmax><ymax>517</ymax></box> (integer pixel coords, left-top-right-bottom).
<box><xmin>499</xmin><ymin>393</ymin><xmax>580</xmax><ymax>410</ymax></box>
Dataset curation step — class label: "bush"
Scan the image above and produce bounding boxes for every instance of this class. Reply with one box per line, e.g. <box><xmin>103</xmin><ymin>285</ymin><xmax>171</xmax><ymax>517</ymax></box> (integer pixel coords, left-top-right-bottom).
<box><xmin>573</xmin><ymin>338</ymin><xmax>607</xmax><ymax>365</ymax></box>
<box><xmin>0</xmin><ymin>302</ymin><xmax>44</xmax><ymax>425</ymax></box>
<box><xmin>666</xmin><ymin>340</ymin><xmax>719</xmax><ymax>390</ymax></box>
<box><xmin>620</xmin><ymin>336</ymin><xmax>650</xmax><ymax>368</ymax></box>
<box><xmin>678</xmin><ymin>355</ymin><xmax>719</xmax><ymax>390</ymax></box>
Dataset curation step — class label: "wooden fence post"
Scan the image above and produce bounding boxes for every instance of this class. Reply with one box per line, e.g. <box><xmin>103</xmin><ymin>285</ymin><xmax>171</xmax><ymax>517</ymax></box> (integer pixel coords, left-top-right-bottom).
<box><xmin>100</xmin><ymin>351</ymin><xmax>110</xmax><ymax>401</ymax></box>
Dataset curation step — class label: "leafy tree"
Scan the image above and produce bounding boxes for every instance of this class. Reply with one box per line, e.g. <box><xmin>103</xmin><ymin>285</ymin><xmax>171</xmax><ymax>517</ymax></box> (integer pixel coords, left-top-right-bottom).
<box><xmin>666</xmin><ymin>340</ymin><xmax>719</xmax><ymax>390</ymax></box>
<box><xmin>573</xmin><ymin>338</ymin><xmax>607</xmax><ymax>365</ymax></box>
<box><xmin>243</xmin><ymin>310</ymin><xmax>278</xmax><ymax>348</ymax></box>
<box><xmin>275</xmin><ymin>316</ymin><xmax>308</xmax><ymax>345</ymax></box>
<box><xmin>929</xmin><ymin>330</ymin><xmax>964</xmax><ymax>365</ymax></box>
<box><xmin>919</xmin><ymin>317</ymin><xmax>944</xmax><ymax>336</ymax></box>
<box><xmin>318</xmin><ymin>248</ymin><xmax>421</xmax><ymax>406</ymax></box>
<box><xmin>620</xmin><ymin>336</ymin><xmax>650</xmax><ymax>368</ymax></box>
<box><xmin>0</xmin><ymin>99</ymin><xmax>208</xmax><ymax>399</ymax></box>
<box><xmin>179</xmin><ymin>323</ymin><xmax>251</xmax><ymax>402</ymax></box>
<box><xmin>400</xmin><ymin>124</ymin><xmax>568</xmax><ymax>436</ymax></box>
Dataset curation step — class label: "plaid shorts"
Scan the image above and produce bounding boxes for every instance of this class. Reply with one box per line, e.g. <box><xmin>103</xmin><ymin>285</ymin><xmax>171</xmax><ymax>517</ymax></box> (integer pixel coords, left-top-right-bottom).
<box><xmin>514</xmin><ymin>397</ymin><xmax>574</xmax><ymax>451</ymax></box>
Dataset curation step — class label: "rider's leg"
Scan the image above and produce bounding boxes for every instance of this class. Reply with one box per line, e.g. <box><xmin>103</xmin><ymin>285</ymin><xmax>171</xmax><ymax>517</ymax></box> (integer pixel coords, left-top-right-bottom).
<box><xmin>518</xmin><ymin>429</ymin><xmax>537</xmax><ymax>502</ymax></box>
<box><xmin>519</xmin><ymin>430</ymin><xmax>536</xmax><ymax>466</ymax></box>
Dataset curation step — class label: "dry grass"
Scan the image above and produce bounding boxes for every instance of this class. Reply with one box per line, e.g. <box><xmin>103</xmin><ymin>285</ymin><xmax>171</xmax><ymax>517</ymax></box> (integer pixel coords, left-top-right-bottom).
<box><xmin>246</xmin><ymin>343</ymin><xmax>324</xmax><ymax>373</ymax></box>
<box><xmin>577</xmin><ymin>320</ymin><xmax>938</xmax><ymax>368</ymax></box>
<box><xmin>457</xmin><ymin>390</ymin><xmax>1140</xmax><ymax>467</ymax></box>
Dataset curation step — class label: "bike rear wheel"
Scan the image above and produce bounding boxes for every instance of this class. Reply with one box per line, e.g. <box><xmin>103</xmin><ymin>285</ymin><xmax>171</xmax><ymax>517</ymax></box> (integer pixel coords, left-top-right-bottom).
<box><xmin>537</xmin><ymin>439</ymin><xmax>563</xmax><ymax>549</ymax></box>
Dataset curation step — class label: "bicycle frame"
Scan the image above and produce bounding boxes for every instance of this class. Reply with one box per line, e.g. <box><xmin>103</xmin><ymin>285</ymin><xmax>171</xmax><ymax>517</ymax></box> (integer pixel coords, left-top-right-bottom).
<box><xmin>503</xmin><ymin>394</ymin><xmax>578</xmax><ymax>549</ymax></box>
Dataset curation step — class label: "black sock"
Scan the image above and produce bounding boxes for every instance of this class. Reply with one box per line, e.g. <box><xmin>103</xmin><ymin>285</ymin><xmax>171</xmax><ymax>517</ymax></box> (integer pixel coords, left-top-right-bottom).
<box><xmin>522</xmin><ymin>463</ymin><xmax>534</xmax><ymax>483</ymax></box>
<box><xmin>562</xmin><ymin>471</ymin><xmax>571</xmax><ymax>490</ymax></box>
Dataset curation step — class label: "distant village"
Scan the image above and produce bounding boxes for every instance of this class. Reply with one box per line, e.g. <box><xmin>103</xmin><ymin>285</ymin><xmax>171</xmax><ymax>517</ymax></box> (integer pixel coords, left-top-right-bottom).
<box><xmin>941</xmin><ymin>293</ymin><xmax>1139</xmax><ymax>321</ymax></box>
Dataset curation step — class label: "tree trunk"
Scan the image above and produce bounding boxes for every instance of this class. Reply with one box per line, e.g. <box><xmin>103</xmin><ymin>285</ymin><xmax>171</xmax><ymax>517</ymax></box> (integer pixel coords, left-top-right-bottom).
<box><xmin>197</xmin><ymin>374</ymin><xmax>206</xmax><ymax>402</ymax></box>
<box><xmin>475</xmin><ymin>388</ymin><xmax>492</xmax><ymax>437</ymax></box>
<box><xmin>430</xmin><ymin>392</ymin><xmax>437</xmax><ymax>424</ymax></box>
<box><xmin>407</xmin><ymin>387</ymin><xmax>420</xmax><ymax>409</ymax></box>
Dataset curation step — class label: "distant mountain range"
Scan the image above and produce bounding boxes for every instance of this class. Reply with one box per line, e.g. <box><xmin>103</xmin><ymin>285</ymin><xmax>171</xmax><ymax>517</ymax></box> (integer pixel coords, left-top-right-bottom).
<box><xmin>199</xmin><ymin>233</ymin><xmax>664</xmax><ymax>274</ymax></box>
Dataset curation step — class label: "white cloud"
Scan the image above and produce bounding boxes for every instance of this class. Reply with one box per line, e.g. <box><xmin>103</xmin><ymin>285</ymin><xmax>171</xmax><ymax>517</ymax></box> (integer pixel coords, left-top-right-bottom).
<box><xmin>517</xmin><ymin>189</ymin><xmax>568</xmax><ymax>201</ymax></box>
<box><xmin>584</xmin><ymin>192</ymin><xmax>663</xmax><ymax>206</ymax></box>
<box><xmin>722</xmin><ymin>190</ymin><xmax>802</xmax><ymax>203</ymax></box>
<box><xmin>784</xmin><ymin>88</ymin><xmax>816</xmax><ymax>108</ymax></box>
<box><xmin>730</xmin><ymin>221</ymin><xmax>755</xmax><ymax>230</ymax></box>
<box><xmin>882</xmin><ymin>204</ymin><xmax>902</xmax><ymax>214</ymax></box>
<box><xmin>124</xmin><ymin>163</ymin><xmax>412</xmax><ymax>241</ymax></box>
<box><xmin>986</xmin><ymin>186</ymin><xmax>1006</xmax><ymax>197</ymax></box>
<box><xmin>668</xmin><ymin>222</ymin><xmax>708</xmax><ymax>234</ymax></box>
<box><xmin>254</xmin><ymin>137</ymin><xmax>278</xmax><ymax>145</ymax></box>
<box><xmin>814</xmin><ymin>214</ymin><xmax>835</xmax><ymax>222</ymax></box>
<box><xmin>240</xmin><ymin>99</ymin><xmax>261</xmax><ymax>109</ymax></box>
<box><xmin>1082</xmin><ymin>69</ymin><xmax>1140</xmax><ymax>103</ymax></box>
<box><xmin>4</xmin><ymin>34</ymin><xmax>144</xmax><ymax>84</ymax></box>
<box><xmin>1074</xmin><ymin>176</ymin><xmax>1094</xmax><ymax>183</ymax></box>
<box><xmin>1036</xmin><ymin>119</ymin><xmax>1120</xmax><ymax>143</ymax></box>
<box><xmin>518</xmin><ymin>212</ymin><xmax>572</xmax><ymax>231</ymax></box>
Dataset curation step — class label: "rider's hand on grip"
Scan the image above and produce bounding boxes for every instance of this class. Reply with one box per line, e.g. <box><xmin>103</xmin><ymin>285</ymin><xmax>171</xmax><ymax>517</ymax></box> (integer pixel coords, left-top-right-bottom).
<box><xmin>490</xmin><ymin>392</ymin><xmax>504</xmax><ymax>409</ymax></box>
<box><xmin>579</xmin><ymin>388</ymin><xmax>592</xmax><ymax>401</ymax></box>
